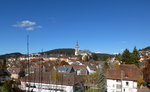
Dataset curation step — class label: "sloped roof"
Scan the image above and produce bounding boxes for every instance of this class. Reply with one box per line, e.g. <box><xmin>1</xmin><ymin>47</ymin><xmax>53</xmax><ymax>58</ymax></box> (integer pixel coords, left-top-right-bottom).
<box><xmin>56</xmin><ymin>66</ymin><xmax>75</xmax><ymax>73</ymax></box>
<box><xmin>21</xmin><ymin>72</ymin><xmax>85</xmax><ymax>86</ymax></box>
<box><xmin>106</xmin><ymin>64</ymin><xmax>141</xmax><ymax>81</ymax></box>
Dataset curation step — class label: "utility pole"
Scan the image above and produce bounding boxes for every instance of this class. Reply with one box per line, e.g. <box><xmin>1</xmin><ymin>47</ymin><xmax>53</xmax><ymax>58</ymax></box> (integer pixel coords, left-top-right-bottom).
<box><xmin>27</xmin><ymin>35</ymin><xmax>30</xmax><ymax>92</ymax></box>
<box><xmin>121</xmin><ymin>70</ymin><xmax>123</xmax><ymax>92</ymax></box>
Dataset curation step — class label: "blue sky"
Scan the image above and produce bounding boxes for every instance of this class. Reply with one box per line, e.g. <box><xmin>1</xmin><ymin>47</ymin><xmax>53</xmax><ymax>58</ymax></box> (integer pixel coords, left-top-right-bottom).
<box><xmin>0</xmin><ymin>0</ymin><xmax>150</xmax><ymax>55</ymax></box>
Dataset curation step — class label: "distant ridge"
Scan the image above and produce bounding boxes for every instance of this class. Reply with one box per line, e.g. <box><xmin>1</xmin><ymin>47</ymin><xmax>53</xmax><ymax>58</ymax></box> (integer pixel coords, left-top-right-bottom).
<box><xmin>140</xmin><ymin>46</ymin><xmax>150</xmax><ymax>51</ymax></box>
<box><xmin>0</xmin><ymin>49</ymin><xmax>112</xmax><ymax>61</ymax></box>
<box><xmin>0</xmin><ymin>52</ymin><xmax>23</xmax><ymax>59</ymax></box>
<box><xmin>42</xmin><ymin>48</ymin><xmax>75</xmax><ymax>55</ymax></box>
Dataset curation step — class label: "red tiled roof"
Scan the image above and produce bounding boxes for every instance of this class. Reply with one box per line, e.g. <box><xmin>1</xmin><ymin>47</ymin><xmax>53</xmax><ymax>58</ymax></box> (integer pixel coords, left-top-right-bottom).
<box><xmin>54</xmin><ymin>65</ymin><xmax>86</xmax><ymax>69</ymax></box>
<box><xmin>106</xmin><ymin>64</ymin><xmax>141</xmax><ymax>81</ymax></box>
<box><xmin>21</xmin><ymin>72</ymin><xmax>85</xmax><ymax>86</ymax></box>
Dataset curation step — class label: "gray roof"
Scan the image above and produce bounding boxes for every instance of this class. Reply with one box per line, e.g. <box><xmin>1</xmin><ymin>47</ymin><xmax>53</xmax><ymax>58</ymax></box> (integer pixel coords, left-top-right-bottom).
<box><xmin>87</xmin><ymin>64</ymin><xmax>96</xmax><ymax>71</ymax></box>
<box><xmin>56</xmin><ymin>66</ymin><xmax>75</xmax><ymax>73</ymax></box>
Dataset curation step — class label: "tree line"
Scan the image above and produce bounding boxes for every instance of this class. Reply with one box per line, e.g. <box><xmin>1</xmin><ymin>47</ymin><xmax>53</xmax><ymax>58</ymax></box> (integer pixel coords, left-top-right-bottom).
<box><xmin>117</xmin><ymin>47</ymin><xmax>140</xmax><ymax>67</ymax></box>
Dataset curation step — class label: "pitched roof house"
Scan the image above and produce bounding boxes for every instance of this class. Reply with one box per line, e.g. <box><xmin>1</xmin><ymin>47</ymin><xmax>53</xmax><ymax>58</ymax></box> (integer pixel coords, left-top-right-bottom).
<box><xmin>20</xmin><ymin>72</ymin><xmax>85</xmax><ymax>92</ymax></box>
<box><xmin>106</xmin><ymin>64</ymin><xmax>141</xmax><ymax>92</ymax></box>
<box><xmin>54</xmin><ymin>65</ymin><xmax>88</xmax><ymax>75</ymax></box>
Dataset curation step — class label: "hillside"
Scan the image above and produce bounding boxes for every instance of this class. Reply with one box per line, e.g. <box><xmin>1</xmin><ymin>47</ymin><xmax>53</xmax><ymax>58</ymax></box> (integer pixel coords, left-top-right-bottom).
<box><xmin>141</xmin><ymin>46</ymin><xmax>150</xmax><ymax>51</ymax></box>
<box><xmin>42</xmin><ymin>48</ymin><xmax>112</xmax><ymax>60</ymax></box>
<box><xmin>95</xmin><ymin>53</ymin><xmax>113</xmax><ymax>61</ymax></box>
<box><xmin>42</xmin><ymin>48</ymin><xmax>75</xmax><ymax>55</ymax></box>
<box><xmin>0</xmin><ymin>52</ymin><xmax>23</xmax><ymax>59</ymax></box>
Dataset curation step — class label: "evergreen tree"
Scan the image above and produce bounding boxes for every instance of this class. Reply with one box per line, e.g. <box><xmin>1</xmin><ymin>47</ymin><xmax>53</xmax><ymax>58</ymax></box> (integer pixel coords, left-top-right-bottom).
<box><xmin>132</xmin><ymin>47</ymin><xmax>140</xmax><ymax>67</ymax></box>
<box><xmin>121</xmin><ymin>49</ymin><xmax>132</xmax><ymax>64</ymax></box>
<box><xmin>121</xmin><ymin>47</ymin><xmax>140</xmax><ymax>67</ymax></box>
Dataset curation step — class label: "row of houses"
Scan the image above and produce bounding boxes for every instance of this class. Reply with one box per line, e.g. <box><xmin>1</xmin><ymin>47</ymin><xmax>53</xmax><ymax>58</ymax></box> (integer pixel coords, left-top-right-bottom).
<box><xmin>1</xmin><ymin>54</ymin><xmax>145</xmax><ymax>92</ymax></box>
<box><xmin>18</xmin><ymin>64</ymin><xmax>141</xmax><ymax>92</ymax></box>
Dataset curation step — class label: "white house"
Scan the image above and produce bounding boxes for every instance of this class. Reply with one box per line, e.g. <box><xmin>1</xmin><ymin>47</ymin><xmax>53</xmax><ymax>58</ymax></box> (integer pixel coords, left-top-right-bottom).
<box><xmin>20</xmin><ymin>72</ymin><xmax>85</xmax><ymax>92</ymax></box>
<box><xmin>84</xmin><ymin>64</ymin><xmax>96</xmax><ymax>75</ymax></box>
<box><xmin>107</xmin><ymin>79</ymin><xmax>137</xmax><ymax>92</ymax></box>
<box><xmin>106</xmin><ymin>64</ymin><xmax>141</xmax><ymax>92</ymax></box>
<box><xmin>21</xmin><ymin>81</ymin><xmax>74</xmax><ymax>92</ymax></box>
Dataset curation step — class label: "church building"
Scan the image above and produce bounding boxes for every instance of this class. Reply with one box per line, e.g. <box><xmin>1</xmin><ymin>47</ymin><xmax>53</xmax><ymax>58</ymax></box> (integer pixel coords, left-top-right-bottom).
<box><xmin>74</xmin><ymin>41</ymin><xmax>92</xmax><ymax>56</ymax></box>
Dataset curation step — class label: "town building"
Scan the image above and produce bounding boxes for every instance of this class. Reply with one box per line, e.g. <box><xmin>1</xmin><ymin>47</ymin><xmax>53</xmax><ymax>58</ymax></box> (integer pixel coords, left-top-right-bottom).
<box><xmin>75</xmin><ymin>41</ymin><xmax>92</xmax><ymax>56</ymax></box>
<box><xmin>20</xmin><ymin>72</ymin><xmax>85</xmax><ymax>92</ymax></box>
<box><xmin>54</xmin><ymin>65</ymin><xmax>88</xmax><ymax>75</ymax></box>
<box><xmin>106</xmin><ymin>64</ymin><xmax>141</xmax><ymax>92</ymax></box>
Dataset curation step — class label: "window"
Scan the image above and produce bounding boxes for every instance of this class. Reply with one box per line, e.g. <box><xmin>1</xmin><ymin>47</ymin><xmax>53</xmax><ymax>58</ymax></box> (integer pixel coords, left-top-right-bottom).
<box><xmin>113</xmin><ymin>84</ymin><xmax>115</xmax><ymax>87</ymax></box>
<box><xmin>116</xmin><ymin>84</ymin><xmax>121</xmax><ymax>88</ymax></box>
<box><xmin>126</xmin><ymin>82</ymin><xmax>129</xmax><ymax>86</ymax></box>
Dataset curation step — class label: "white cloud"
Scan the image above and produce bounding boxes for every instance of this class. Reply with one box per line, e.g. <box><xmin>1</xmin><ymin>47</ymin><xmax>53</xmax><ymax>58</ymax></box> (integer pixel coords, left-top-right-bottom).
<box><xmin>26</xmin><ymin>27</ymin><xmax>34</xmax><ymax>31</ymax></box>
<box><xmin>13</xmin><ymin>20</ymin><xmax>41</xmax><ymax>31</ymax></box>
<box><xmin>121</xmin><ymin>49</ymin><xmax>125</xmax><ymax>52</ymax></box>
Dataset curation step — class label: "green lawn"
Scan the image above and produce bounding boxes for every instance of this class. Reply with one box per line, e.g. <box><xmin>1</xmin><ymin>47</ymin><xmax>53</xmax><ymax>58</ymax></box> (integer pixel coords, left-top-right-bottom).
<box><xmin>86</xmin><ymin>88</ymin><xmax>99</xmax><ymax>92</ymax></box>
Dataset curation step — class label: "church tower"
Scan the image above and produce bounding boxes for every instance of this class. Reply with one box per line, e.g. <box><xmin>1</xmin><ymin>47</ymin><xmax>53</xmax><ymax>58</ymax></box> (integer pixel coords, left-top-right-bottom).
<box><xmin>75</xmin><ymin>41</ymin><xmax>80</xmax><ymax>55</ymax></box>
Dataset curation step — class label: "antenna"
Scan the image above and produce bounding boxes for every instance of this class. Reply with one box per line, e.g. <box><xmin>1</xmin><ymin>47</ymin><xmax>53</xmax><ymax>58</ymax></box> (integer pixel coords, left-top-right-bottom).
<box><xmin>27</xmin><ymin>35</ymin><xmax>30</xmax><ymax>91</ymax></box>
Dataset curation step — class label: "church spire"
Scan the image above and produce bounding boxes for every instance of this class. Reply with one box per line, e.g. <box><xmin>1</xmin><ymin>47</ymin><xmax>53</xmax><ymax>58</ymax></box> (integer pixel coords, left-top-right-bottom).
<box><xmin>75</xmin><ymin>40</ymin><xmax>80</xmax><ymax>55</ymax></box>
<box><xmin>76</xmin><ymin>40</ymin><xmax>79</xmax><ymax>48</ymax></box>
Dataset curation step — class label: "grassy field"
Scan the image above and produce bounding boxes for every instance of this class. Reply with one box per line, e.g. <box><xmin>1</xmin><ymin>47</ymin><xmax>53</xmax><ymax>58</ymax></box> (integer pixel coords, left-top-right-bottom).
<box><xmin>86</xmin><ymin>88</ymin><xmax>99</xmax><ymax>92</ymax></box>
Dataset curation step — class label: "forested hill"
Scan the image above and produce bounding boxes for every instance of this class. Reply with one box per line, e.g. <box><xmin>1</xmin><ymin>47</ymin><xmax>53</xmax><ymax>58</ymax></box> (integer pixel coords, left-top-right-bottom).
<box><xmin>42</xmin><ymin>48</ymin><xmax>75</xmax><ymax>55</ymax></box>
<box><xmin>0</xmin><ymin>49</ymin><xmax>112</xmax><ymax>61</ymax></box>
<box><xmin>0</xmin><ymin>52</ymin><xmax>23</xmax><ymax>59</ymax></box>
<box><xmin>42</xmin><ymin>48</ymin><xmax>112</xmax><ymax>60</ymax></box>
<box><xmin>141</xmin><ymin>46</ymin><xmax>150</xmax><ymax>51</ymax></box>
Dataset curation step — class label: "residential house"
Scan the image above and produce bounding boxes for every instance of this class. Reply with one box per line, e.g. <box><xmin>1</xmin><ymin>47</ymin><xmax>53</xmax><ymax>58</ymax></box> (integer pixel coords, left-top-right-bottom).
<box><xmin>54</xmin><ymin>65</ymin><xmax>88</xmax><ymax>75</ymax></box>
<box><xmin>68</xmin><ymin>61</ymin><xmax>83</xmax><ymax>65</ymax></box>
<box><xmin>20</xmin><ymin>72</ymin><xmax>85</xmax><ymax>92</ymax></box>
<box><xmin>7</xmin><ymin>65</ymin><xmax>21</xmax><ymax>79</ymax></box>
<box><xmin>106</xmin><ymin>64</ymin><xmax>141</xmax><ymax>92</ymax></box>
<box><xmin>86</xmin><ymin>64</ymin><xmax>96</xmax><ymax>75</ymax></box>
<box><xmin>95</xmin><ymin>61</ymin><xmax>105</xmax><ymax>69</ymax></box>
<box><xmin>54</xmin><ymin>65</ymin><xmax>75</xmax><ymax>74</ymax></box>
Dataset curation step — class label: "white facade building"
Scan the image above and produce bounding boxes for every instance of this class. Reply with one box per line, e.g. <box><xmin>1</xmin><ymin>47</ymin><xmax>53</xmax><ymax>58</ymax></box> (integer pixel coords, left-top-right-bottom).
<box><xmin>20</xmin><ymin>72</ymin><xmax>84</xmax><ymax>92</ymax></box>
<box><xmin>86</xmin><ymin>65</ymin><xmax>96</xmax><ymax>75</ymax></box>
<box><xmin>20</xmin><ymin>81</ymin><xmax>74</xmax><ymax>92</ymax></box>
<box><xmin>107</xmin><ymin>79</ymin><xmax>137</xmax><ymax>92</ymax></box>
<box><xmin>106</xmin><ymin>64</ymin><xmax>141</xmax><ymax>92</ymax></box>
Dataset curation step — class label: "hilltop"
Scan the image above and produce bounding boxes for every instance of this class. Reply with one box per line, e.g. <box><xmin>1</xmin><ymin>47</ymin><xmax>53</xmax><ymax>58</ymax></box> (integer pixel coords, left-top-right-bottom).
<box><xmin>42</xmin><ymin>48</ymin><xmax>75</xmax><ymax>55</ymax></box>
<box><xmin>140</xmin><ymin>46</ymin><xmax>150</xmax><ymax>51</ymax></box>
<box><xmin>0</xmin><ymin>48</ymin><xmax>112</xmax><ymax>61</ymax></box>
<box><xmin>0</xmin><ymin>52</ymin><xmax>23</xmax><ymax>59</ymax></box>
